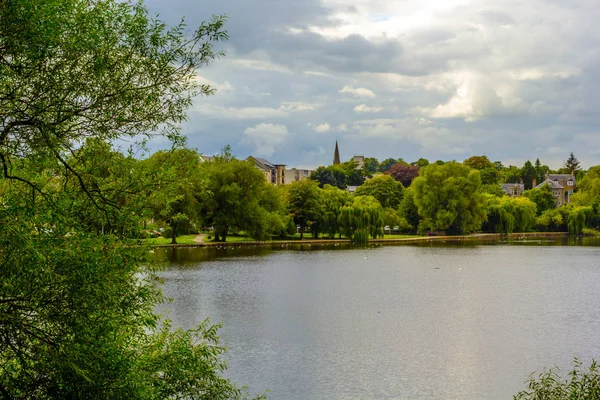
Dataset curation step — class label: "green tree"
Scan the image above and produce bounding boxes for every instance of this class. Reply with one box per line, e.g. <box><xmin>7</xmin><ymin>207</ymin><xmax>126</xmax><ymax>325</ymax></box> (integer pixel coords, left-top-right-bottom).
<box><xmin>480</xmin><ymin>167</ymin><xmax>500</xmax><ymax>185</ymax></box>
<box><xmin>198</xmin><ymin>158</ymin><xmax>273</xmax><ymax>242</ymax></box>
<box><xmin>463</xmin><ymin>155</ymin><xmax>493</xmax><ymax>170</ymax></box>
<box><xmin>0</xmin><ymin>1</ymin><xmax>262</xmax><ymax>397</ymax></box>
<box><xmin>145</xmin><ymin>148</ymin><xmax>204</xmax><ymax>244</ymax></box>
<box><xmin>363</xmin><ymin>157</ymin><xmax>380</xmax><ymax>174</ymax></box>
<box><xmin>399</xmin><ymin>187</ymin><xmax>421</xmax><ymax>234</ymax></box>
<box><xmin>412</xmin><ymin>162</ymin><xmax>486</xmax><ymax>234</ymax></box>
<box><xmin>379</xmin><ymin>158</ymin><xmax>398</xmax><ymax>172</ymax></box>
<box><xmin>412</xmin><ymin>158</ymin><xmax>430</xmax><ymax>168</ymax></box>
<box><xmin>319</xmin><ymin>184</ymin><xmax>351</xmax><ymax>239</ymax></box>
<box><xmin>354</xmin><ymin>174</ymin><xmax>404</xmax><ymax>209</ymax></box>
<box><xmin>483</xmin><ymin>196</ymin><xmax>537</xmax><ymax>234</ymax></box>
<box><xmin>310</xmin><ymin>165</ymin><xmax>348</xmax><ymax>189</ymax></box>
<box><xmin>502</xmin><ymin>166</ymin><xmax>522</xmax><ymax>183</ymax></box>
<box><xmin>521</xmin><ymin>161</ymin><xmax>537</xmax><ymax>189</ymax></box>
<box><xmin>523</xmin><ymin>184</ymin><xmax>556</xmax><ymax>215</ymax></box>
<box><xmin>338</xmin><ymin>196</ymin><xmax>384</xmax><ymax>244</ymax></box>
<box><xmin>286</xmin><ymin>179</ymin><xmax>323</xmax><ymax>239</ymax></box>
<box><xmin>479</xmin><ymin>184</ymin><xmax>506</xmax><ymax>197</ymax></box>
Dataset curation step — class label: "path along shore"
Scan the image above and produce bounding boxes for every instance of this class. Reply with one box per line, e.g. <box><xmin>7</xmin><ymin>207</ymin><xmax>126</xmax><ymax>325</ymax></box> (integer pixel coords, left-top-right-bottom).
<box><xmin>151</xmin><ymin>232</ymin><xmax>570</xmax><ymax>249</ymax></box>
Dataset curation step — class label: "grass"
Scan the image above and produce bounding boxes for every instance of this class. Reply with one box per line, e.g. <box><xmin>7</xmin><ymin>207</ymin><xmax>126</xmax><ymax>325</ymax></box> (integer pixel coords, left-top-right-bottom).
<box><xmin>382</xmin><ymin>234</ymin><xmax>420</xmax><ymax>239</ymax></box>
<box><xmin>140</xmin><ymin>234</ymin><xmax>198</xmax><ymax>245</ymax></box>
<box><xmin>200</xmin><ymin>232</ymin><xmax>422</xmax><ymax>243</ymax></box>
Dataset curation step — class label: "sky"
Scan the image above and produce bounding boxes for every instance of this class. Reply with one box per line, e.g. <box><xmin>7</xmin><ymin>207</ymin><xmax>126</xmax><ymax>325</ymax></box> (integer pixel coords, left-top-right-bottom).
<box><xmin>145</xmin><ymin>0</ymin><xmax>600</xmax><ymax>170</ymax></box>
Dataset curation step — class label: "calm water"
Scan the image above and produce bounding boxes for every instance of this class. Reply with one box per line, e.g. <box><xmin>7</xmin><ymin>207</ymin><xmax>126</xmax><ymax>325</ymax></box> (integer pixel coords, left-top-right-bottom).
<box><xmin>155</xmin><ymin>240</ymin><xmax>600</xmax><ymax>400</ymax></box>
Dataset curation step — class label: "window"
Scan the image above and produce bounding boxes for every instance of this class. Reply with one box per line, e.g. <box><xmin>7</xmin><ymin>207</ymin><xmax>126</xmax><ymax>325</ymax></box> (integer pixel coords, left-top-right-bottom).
<box><xmin>553</xmin><ymin>191</ymin><xmax>560</xmax><ymax>196</ymax></box>
<box><xmin>512</xmin><ymin>189</ymin><xmax>519</xmax><ymax>195</ymax></box>
<box><xmin>567</xmin><ymin>179</ymin><xmax>574</xmax><ymax>186</ymax></box>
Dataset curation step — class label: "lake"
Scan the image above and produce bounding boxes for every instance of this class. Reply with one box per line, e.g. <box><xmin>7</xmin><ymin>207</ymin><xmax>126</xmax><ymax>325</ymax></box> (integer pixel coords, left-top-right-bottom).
<box><xmin>155</xmin><ymin>239</ymin><xmax>600</xmax><ymax>399</ymax></box>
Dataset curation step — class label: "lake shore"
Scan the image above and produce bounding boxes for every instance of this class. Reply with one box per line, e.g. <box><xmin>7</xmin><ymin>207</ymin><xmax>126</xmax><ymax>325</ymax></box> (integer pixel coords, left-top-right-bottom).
<box><xmin>150</xmin><ymin>231</ymin><xmax>569</xmax><ymax>248</ymax></box>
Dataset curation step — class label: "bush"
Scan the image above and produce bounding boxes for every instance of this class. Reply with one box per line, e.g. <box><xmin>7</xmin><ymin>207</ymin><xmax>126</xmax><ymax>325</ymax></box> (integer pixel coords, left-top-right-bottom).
<box><xmin>514</xmin><ymin>359</ymin><xmax>600</xmax><ymax>400</ymax></box>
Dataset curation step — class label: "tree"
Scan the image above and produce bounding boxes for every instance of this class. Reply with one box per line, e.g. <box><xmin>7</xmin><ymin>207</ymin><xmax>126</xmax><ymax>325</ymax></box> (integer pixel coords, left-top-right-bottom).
<box><xmin>412</xmin><ymin>162</ymin><xmax>487</xmax><ymax>234</ymax></box>
<box><xmin>503</xmin><ymin>166</ymin><xmax>522</xmax><ymax>183</ymax></box>
<box><xmin>564</xmin><ymin>152</ymin><xmax>582</xmax><ymax>172</ymax></box>
<box><xmin>534</xmin><ymin>158</ymin><xmax>549</xmax><ymax>184</ymax></box>
<box><xmin>399</xmin><ymin>187</ymin><xmax>421</xmax><ymax>233</ymax></box>
<box><xmin>0</xmin><ymin>1</ymin><xmax>261</xmax><ymax>397</ymax></box>
<box><xmin>338</xmin><ymin>196</ymin><xmax>384</xmax><ymax>244</ymax></box>
<box><xmin>310</xmin><ymin>165</ymin><xmax>348</xmax><ymax>189</ymax></box>
<box><xmin>198</xmin><ymin>158</ymin><xmax>274</xmax><ymax>242</ymax></box>
<box><xmin>145</xmin><ymin>148</ymin><xmax>204</xmax><ymax>244</ymax></box>
<box><xmin>379</xmin><ymin>158</ymin><xmax>399</xmax><ymax>172</ymax></box>
<box><xmin>521</xmin><ymin>161</ymin><xmax>537</xmax><ymax>189</ymax></box>
<box><xmin>479</xmin><ymin>184</ymin><xmax>506</xmax><ymax>197</ymax></box>
<box><xmin>463</xmin><ymin>155</ymin><xmax>493</xmax><ymax>170</ymax></box>
<box><xmin>354</xmin><ymin>174</ymin><xmax>404</xmax><ymax>209</ymax></box>
<box><xmin>363</xmin><ymin>157</ymin><xmax>380</xmax><ymax>174</ymax></box>
<box><xmin>483</xmin><ymin>196</ymin><xmax>536</xmax><ymax>234</ymax></box>
<box><xmin>319</xmin><ymin>184</ymin><xmax>352</xmax><ymax>238</ymax></box>
<box><xmin>523</xmin><ymin>184</ymin><xmax>556</xmax><ymax>215</ymax></box>
<box><xmin>412</xmin><ymin>158</ymin><xmax>430</xmax><ymax>168</ymax></box>
<box><xmin>286</xmin><ymin>180</ymin><xmax>323</xmax><ymax>239</ymax></box>
<box><xmin>480</xmin><ymin>167</ymin><xmax>500</xmax><ymax>185</ymax></box>
<box><xmin>388</xmin><ymin>163</ymin><xmax>420</xmax><ymax>187</ymax></box>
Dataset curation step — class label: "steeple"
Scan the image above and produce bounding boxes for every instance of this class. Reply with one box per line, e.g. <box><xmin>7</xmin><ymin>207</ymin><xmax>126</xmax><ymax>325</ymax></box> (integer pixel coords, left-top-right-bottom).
<box><xmin>333</xmin><ymin>140</ymin><xmax>340</xmax><ymax>165</ymax></box>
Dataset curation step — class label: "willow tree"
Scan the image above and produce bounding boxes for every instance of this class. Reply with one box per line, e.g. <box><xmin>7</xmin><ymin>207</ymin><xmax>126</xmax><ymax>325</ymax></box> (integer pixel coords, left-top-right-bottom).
<box><xmin>412</xmin><ymin>162</ymin><xmax>487</xmax><ymax>234</ymax></box>
<box><xmin>484</xmin><ymin>196</ymin><xmax>537</xmax><ymax>234</ymax></box>
<box><xmin>339</xmin><ymin>196</ymin><xmax>385</xmax><ymax>244</ymax></box>
<box><xmin>319</xmin><ymin>184</ymin><xmax>351</xmax><ymax>238</ymax></box>
<box><xmin>0</xmin><ymin>1</ymin><xmax>262</xmax><ymax>398</ymax></box>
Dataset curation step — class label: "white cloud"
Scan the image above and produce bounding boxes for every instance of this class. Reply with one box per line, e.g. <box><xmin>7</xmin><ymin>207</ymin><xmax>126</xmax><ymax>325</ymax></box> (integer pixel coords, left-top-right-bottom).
<box><xmin>315</xmin><ymin>123</ymin><xmax>331</xmax><ymax>132</ymax></box>
<box><xmin>242</xmin><ymin>123</ymin><xmax>292</xmax><ymax>157</ymax></box>
<box><xmin>280</xmin><ymin>101</ymin><xmax>316</xmax><ymax>111</ymax></box>
<box><xmin>340</xmin><ymin>85</ymin><xmax>376</xmax><ymax>98</ymax></box>
<box><xmin>193</xmin><ymin>75</ymin><xmax>233</xmax><ymax>93</ymax></box>
<box><xmin>354</xmin><ymin>104</ymin><xmax>384</xmax><ymax>113</ymax></box>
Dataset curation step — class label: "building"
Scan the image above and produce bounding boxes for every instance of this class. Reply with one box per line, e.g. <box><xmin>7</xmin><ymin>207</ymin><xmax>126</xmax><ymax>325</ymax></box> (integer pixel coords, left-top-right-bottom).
<box><xmin>284</xmin><ymin>168</ymin><xmax>314</xmax><ymax>184</ymax></box>
<box><xmin>353</xmin><ymin>155</ymin><xmax>365</xmax><ymax>169</ymax></box>
<box><xmin>198</xmin><ymin>154</ymin><xmax>214</xmax><ymax>163</ymax></box>
<box><xmin>535</xmin><ymin>171</ymin><xmax>577</xmax><ymax>206</ymax></box>
<box><xmin>247</xmin><ymin>156</ymin><xmax>314</xmax><ymax>185</ymax></box>
<box><xmin>247</xmin><ymin>156</ymin><xmax>286</xmax><ymax>185</ymax></box>
<box><xmin>500</xmin><ymin>183</ymin><xmax>525</xmax><ymax>197</ymax></box>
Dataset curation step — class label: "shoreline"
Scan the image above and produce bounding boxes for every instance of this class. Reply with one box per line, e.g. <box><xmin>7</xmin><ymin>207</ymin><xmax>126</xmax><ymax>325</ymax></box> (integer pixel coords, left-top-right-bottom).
<box><xmin>150</xmin><ymin>231</ymin><xmax>570</xmax><ymax>248</ymax></box>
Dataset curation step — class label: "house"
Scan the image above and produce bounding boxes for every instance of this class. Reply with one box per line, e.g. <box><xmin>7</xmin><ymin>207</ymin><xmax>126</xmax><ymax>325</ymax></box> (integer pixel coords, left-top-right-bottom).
<box><xmin>535</xmin><ymin>171</ymin><xmax>577</xmax><ymax>206</ymax></box>
<box><xmin>500</xmin><ymin>183</ymin><xmax>525</xmax><ymax>197</ymax></box>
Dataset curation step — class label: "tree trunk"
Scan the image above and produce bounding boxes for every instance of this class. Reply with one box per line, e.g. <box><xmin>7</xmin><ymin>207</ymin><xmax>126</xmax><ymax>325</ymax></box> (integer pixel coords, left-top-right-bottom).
<box><xmin>171</xmin><ymin>223</ymin><xmax>177</xmax><ymax>244</ymax></box>
<box><xmin>221</xmin><ymin>229</ymin><xmax>227</xmax><ymax>242</ymax></box>
<box><xmin>214</xmin><ymin>232</ymin><xmax>220</xmax><ymax>242</ymax></box>
<box><xmin>300</xmin><ymin>224</ymin><xmax>304</xmax><ymax>240</ymax></box>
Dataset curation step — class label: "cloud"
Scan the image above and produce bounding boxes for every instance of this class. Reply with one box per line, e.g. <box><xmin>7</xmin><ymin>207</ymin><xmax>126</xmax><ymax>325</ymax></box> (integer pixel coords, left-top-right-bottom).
<box><xmin>314</xmin><ymin>123</ymin><xmax>331</xmax><ymax>132</ymax></box>
<box><xmin>354</xmin><ymin>104</ymin><xmax>384</xmax><ymax>113</ymax></box>
<box><xmin>195</xmin><ymin>104</ymin><xmax>289</xmax><ymax>119</ymax></box>
<box><xmin>242</xmin><ymin>123</ymin><xmax>292</xmax><ymax>157</ymax></box>
<box><xmin>340</xmin><ymin>85</ymin><xmax>376</xmax><ymax>98</ymax></box>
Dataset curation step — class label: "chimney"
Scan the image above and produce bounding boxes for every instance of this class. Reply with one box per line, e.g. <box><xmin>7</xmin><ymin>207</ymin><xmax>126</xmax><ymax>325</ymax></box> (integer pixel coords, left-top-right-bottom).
<box><xmin>546</xmin><ymin>170</ymin><xmax>549</xmax><ymax>179</ymax></box>
<box><xmin>571</xmin><ymin>169</ymin><xmax>575</xmax><ymax>176</ymax></box>
<box><xmin>532</xmin><ymin>178</ymin><xmax>537</xmax><ymax>188</ymax></box>
<box><xmin>520</xmin><ymin>178</ymin><xmax>523</xmax><ymax>184</ymax></box>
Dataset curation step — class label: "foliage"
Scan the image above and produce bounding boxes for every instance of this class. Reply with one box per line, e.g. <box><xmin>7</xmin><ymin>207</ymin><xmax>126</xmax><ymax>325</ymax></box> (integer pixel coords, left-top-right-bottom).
<box><xmin>479</xmin><ymin>184</ymin><xmax>506</xmax><ymax>197</ymax></box>
<box><xmin>536</xmin><ymin>208</ymin><xmax>569</xmax><ymax>232</ymax></box>
<box><xmin>285</xmin><ymin>179</ymin><xmax>323</xmax><ymax>239</ymax></box>
<box><xmin>144</xmin><ymin>148</ymin><xmax>204</xmax><ymax>243</ymax></box>
<box><xmin>354</xmin><ymin>174</ymin><xmax>404</xmax><ymax>209</ymax></box>
<box><xmin>484</xmin><ymin>196</ymin><xmax>537</xmax><ymax>234</ymax></box>
<box><xmin>463</xmin><ymin>155</ymin><xmax>493</xmax><ymax>170</ymax></box>
<box><xmin>319</xmin><ymin>184</ymin><xmax>352</xmax><ymax>239</ymax></box>
<box><xmin>412</xmin><ymin>158</ymin><xmax>430</xmax><ymax>168</ymax></box>
<box><xmin>378</xmin><ymin>158</ymin><xmax>399</xmax><ymax>172</ymax></box>
<box><xmin>523</xmin><ymin>184</ymin><xmax>556</xmax><ymax>216</ymax></box>
<box><xmin>198</xmin><ymin>157</ymin><xmax>280</xmax><ymax>242</ymax></box>
<box><xmin>388</xmin><ymin>163</ymin><xmax>420</xmax><ymax>187</ymax></box>
<box><xmin>480</xmin><ymin>167</ymin><xmax>500</xmax><ymax>185</ymax></box>
<box><xmin>310</xmin><ymin>165</ymin><xmax>348</xmax><ymax>189</ymax></box>
<box><xmin>399</xmin><ymin>187</ymin><xmax>421</xmax><ymax>234</ymax></box>
<box><xmin>514</xmin><ymin>359</ymin><xmax>600</xmax><ymax>400</ymax></box>
<box><xmin>568</xmin><ymin>205</ymin><xmax>593</xmax><ymax>235</ymax></box>
<box><xmin>412</xmin><ymin>162</ymin><xmax>487</xmax><ymax>234</ymax></box>
<box><xmin>503</xmin><ymin>166</ymin><xmax>522</xmax><ymax>184</ymax></box>
<box><xmin>521</xmin><ymin>161</ymin><xmax>537</xmax><ymax>190</ymax></box>
<box><xmin>383</xmin><ymin>208</ymin><xmax>411</xmax><ymax>232</ymax></box>
<box><xmin>338</xmin><ymin>196</ymin><xmax>384</xmax><ymax>244</ymax></box>
<box><xmin>572</xmin><ymin>166</ymin><xmax>600</xmax><ymax>205</ymax></box>
<box><xmin>0</xmin><ymin>1</ymin><xmax>262</xmax><ymax>397</ymax></box>
<box><xmin>363</xmin><ymin>157</ymin><xmax>380</xmax><ymax>174</ymax></box>
<box><xmin>564</xmin><ymin>152</ymin><xmax>582</xmax><ymax>172</ymax></box>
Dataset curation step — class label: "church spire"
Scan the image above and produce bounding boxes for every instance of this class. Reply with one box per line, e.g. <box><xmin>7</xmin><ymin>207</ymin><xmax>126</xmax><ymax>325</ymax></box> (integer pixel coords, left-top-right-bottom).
<box><xmin>333</xmin><ymin>140</ymin><xmax>340</xmax><ymax>165</ymax></box>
